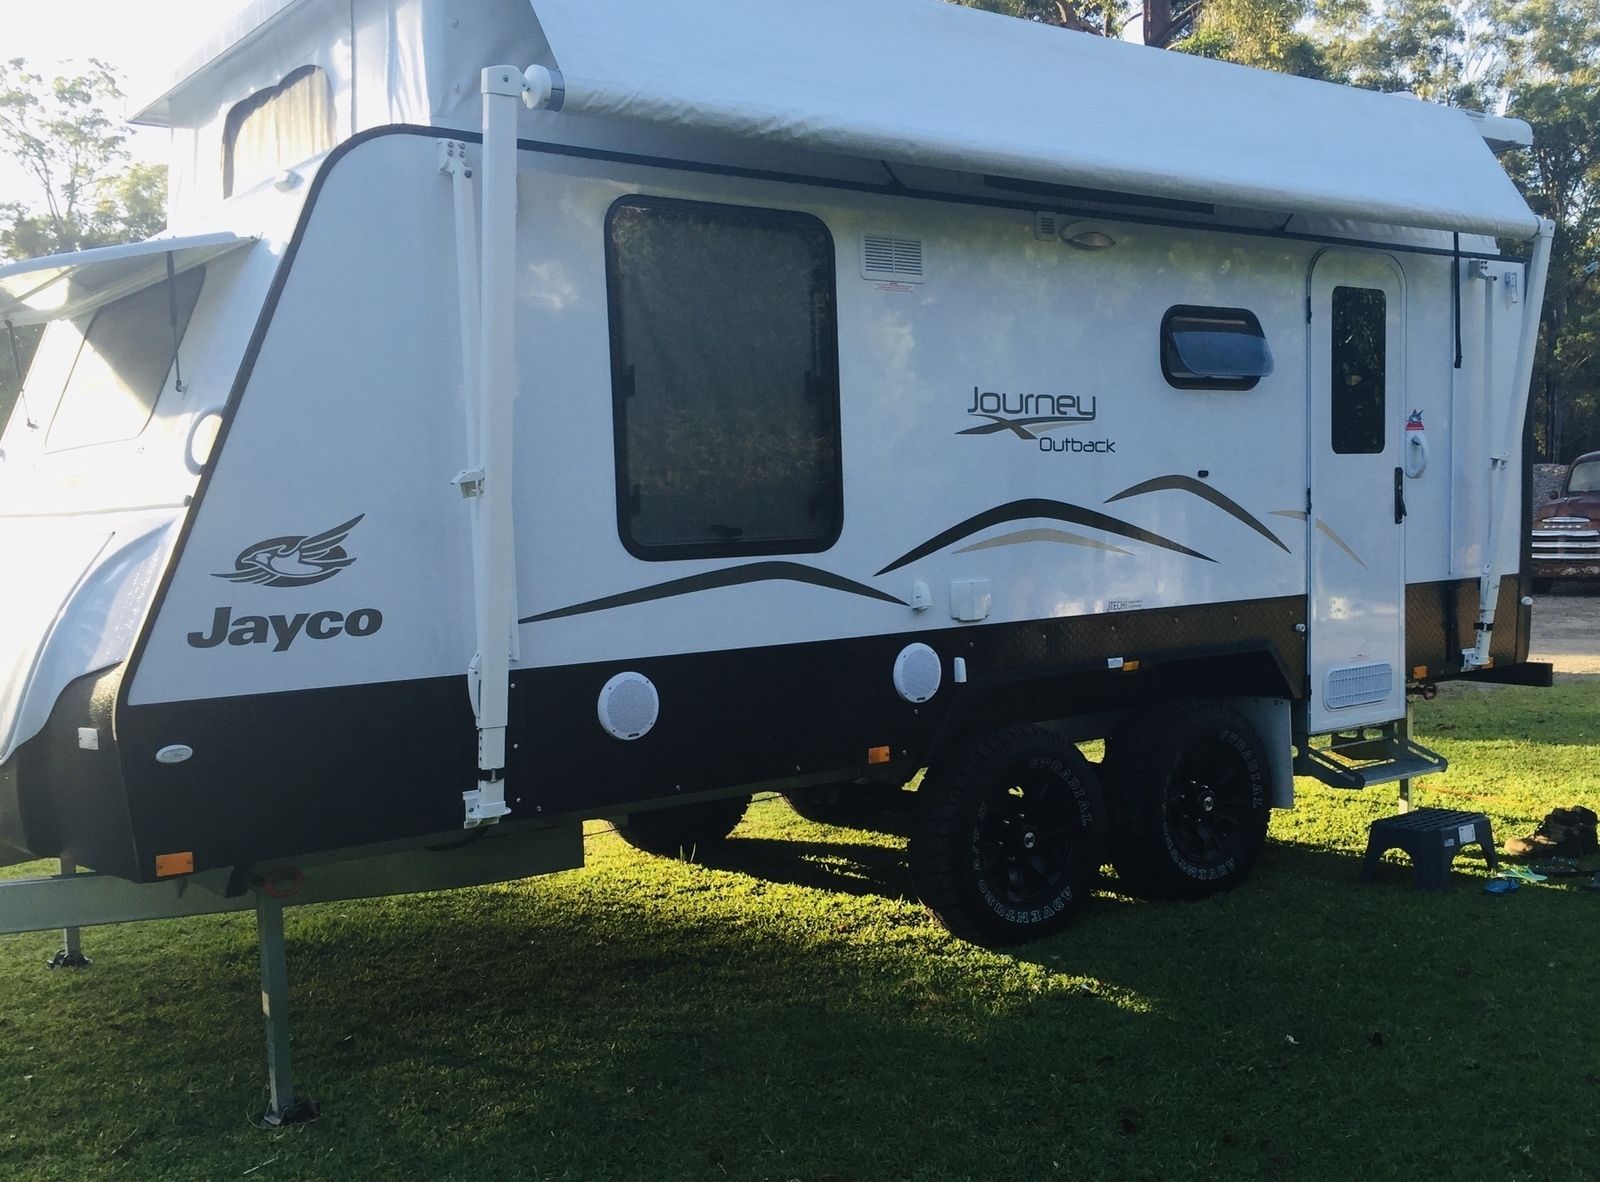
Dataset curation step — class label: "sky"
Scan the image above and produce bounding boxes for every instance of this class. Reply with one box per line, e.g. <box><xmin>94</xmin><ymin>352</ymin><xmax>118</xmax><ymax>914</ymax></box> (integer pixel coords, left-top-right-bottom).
<box><xmin>1</xmin><ymin>0</ymin><xmax>256</xmax><ymax>207</ymax></box>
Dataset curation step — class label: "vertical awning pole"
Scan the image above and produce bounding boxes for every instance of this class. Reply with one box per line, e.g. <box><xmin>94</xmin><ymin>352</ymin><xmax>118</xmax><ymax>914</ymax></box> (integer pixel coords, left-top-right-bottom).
<box><xmin>1463</xmin><ymin>218</ymin><xmax>1555</xmax><ymax>670</ymax></box>
<box><xmin>461</xmin><ymin>65</ymin><xmax>556</xmax><ymax>828</ymax></box>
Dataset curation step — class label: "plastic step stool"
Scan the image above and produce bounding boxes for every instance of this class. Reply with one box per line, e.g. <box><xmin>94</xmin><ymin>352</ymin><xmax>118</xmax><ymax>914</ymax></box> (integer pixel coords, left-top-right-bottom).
<box><xmin>1361</xmin><ymin>808</ymin><xmax>1499</xmax><ymax>890</ymax></box>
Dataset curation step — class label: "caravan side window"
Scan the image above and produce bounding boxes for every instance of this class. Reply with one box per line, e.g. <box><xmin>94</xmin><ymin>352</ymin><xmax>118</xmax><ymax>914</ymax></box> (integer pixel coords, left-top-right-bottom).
<box><xmin>606</xmin><ymin>197</ymin><xmax>844</xmax><ymax>560</ymax></box>
<box><xmin>1330</xmin><ymin>286</ymin><xmax>1387</xmax><ymax>454</ymax></box>
<box><xmin>1160</xmin><ymin>306</ymin><xmax>1274</xmax><ymax>391</ymax></box>
<box><xmin>44</xmin><ymin>267</ymin><xmax>206</xmax><ymax>452</ymax></box>
<box><xmin>223</xmin><ymin>66</ymin><xmax>335</xmax><ymax>198</ymax></box>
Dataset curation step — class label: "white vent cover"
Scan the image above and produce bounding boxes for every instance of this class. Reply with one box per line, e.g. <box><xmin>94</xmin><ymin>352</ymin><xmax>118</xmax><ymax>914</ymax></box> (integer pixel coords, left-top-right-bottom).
<box><xmin>1033</xmin><ymin>211</ymin><xmax>1063</xmax><ymax>241</ymax></box>
<box><xmin>1324</xmin><ymin>662</ymin><xmax>1394</xmax><ymax>710</ymax></box>
<box><xmin>893</xmin><ymin>643</ymin><xmax>943</xmax><ymax>704</ymax></box>
<box><xmin>862</xmin><ymin>234</ymin><xmax>924</xmax><ymax>283</ymax></box>
<box><xmin>597</xmin><ymin>671</ymin><xmax>660</xmax><ymax>741</ymax></box>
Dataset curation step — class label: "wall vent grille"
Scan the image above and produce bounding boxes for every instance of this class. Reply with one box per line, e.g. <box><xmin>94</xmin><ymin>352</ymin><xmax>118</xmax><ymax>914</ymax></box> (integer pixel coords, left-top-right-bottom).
<box><xmin>1324</xmin><ymin>662</ymin><xmax>1394</xmax><ymax>710</ymax></box>
<box><xmin>862</xmin><ymin>234</ymin><xmax>924</xmax><ymax>282</ymax></box>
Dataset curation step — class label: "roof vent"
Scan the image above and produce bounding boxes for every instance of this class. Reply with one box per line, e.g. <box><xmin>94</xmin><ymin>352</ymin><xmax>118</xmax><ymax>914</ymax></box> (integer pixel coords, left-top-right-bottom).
<box><xmin>862</xmin><ymin>234</ymin><xmax>924</xmax><ymax>283</ymax></box>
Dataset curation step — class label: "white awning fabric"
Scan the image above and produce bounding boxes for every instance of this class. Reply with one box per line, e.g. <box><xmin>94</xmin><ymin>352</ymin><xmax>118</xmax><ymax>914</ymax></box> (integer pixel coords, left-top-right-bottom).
<box><xmin>527</xmin><ymin>0</ymin><xmax>1540</xmax><ymax>240</ymax></box>
<box><xmin>0</xmin><ymin>233</ymin><xmax>255</xmax><ymax>327</ymax></box>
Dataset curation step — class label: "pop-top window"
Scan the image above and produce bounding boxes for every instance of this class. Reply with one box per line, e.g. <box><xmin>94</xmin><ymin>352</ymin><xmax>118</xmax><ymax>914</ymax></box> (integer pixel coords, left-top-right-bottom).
<box><xmin>1330</xmin><ymin>286</ymin><xmax>1387</xmax><ymax>455</ymax></box>
<box><xmin>223</xmin><ymin>66</ymin><xmax>335</xmax><ymax>198</ymax></box>
<box><xmin>1161</xmin><ymin>306</ymin><xmax>1274</xmax><ymax>391</ymax></box>
<box><xmin>43</xmin><ymin>267</ymin><xmax>205</xmax><ymax>452</ymax></box>
<box><xmin>606</xmin><ymin>197</ymin><xmax>843</xmax><ymax>560</ymax></box>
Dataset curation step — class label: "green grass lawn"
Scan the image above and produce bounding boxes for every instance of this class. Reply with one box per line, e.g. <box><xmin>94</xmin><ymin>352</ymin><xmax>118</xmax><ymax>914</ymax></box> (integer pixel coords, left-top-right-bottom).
<box><xmin>2</xmin><ymin>680</ymin><xmax>1598</xmax><ymax>1181</ymax></box>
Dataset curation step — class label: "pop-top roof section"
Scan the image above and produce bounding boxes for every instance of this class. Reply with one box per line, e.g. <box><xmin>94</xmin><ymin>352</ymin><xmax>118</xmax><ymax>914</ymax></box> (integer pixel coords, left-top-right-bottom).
<box><xmin>130</xmin><ymin>0</ymin><xmax>1539</xmax><ymax>240</ymax></box>
<box><xmin>133</xmin><ymin>0</ymin><xmax>308</xmax><ymax>127</ymax></box>
<box><xmin>524</xmin><ymin>0</ymin><xmax>1539</xmax><ymax>240</ymax></box>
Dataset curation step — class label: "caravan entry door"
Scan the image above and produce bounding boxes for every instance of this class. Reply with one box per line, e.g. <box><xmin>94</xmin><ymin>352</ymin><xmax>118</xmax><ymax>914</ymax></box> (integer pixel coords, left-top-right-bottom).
<box><xmin>1305</xmin><ymin>251</ymin><xmax>1407</xmax><ymax>734</ymax></box>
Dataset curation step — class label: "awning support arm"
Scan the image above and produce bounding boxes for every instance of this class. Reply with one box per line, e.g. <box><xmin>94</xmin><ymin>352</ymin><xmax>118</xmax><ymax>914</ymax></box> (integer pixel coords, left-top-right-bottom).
<box><xmin>1462</xmin><ymin>217</ymin><xmax>1555</xmax><ymax>671</ymax></box>
<box><xmin>461</xmin><ymin>64</ymin><xmax>557</xmax><ymax>829</ymax></box>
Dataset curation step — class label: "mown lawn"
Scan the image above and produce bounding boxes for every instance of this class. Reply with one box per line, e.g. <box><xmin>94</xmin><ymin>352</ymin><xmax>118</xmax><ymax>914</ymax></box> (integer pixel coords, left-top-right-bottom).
<box><xmin>1</xmin><ymin>679</ymin><xmax>1597</xmax><ymax>1181</ymax></box>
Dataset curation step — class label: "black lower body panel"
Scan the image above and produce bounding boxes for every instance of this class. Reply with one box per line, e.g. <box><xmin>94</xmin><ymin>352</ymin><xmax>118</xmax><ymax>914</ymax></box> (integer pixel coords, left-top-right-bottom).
<box><xmin>15</xmin><ymin>594</ymin><xmax>1312</xmax><ymax>880</ymax></box>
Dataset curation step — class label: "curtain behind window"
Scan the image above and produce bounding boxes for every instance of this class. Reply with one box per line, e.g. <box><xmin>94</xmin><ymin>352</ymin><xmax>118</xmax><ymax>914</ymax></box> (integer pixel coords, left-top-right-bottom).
<box><xmin>223</xmin><ymin>66</ymin><xmax>335</xmax><ymax>198</ymax></box>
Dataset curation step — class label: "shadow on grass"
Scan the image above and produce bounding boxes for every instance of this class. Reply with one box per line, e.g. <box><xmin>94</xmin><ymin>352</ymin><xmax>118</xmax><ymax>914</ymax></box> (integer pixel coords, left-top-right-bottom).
<box><xmin>3</xmin><ymin>824</ymin><xmax>1597</xmax><ymax>1181</ymax></box>
<box><xmin>702</xmin><ymin>835</ymin><xmax>917</xmax><ymax>903</ymax></box>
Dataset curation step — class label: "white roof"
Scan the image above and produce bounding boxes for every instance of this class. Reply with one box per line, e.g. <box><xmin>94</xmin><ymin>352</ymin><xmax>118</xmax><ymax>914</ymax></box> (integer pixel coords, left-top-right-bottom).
<box><xmin>527</xmin><ymin>0</ymin><xmax>1539</xmax><ymax>240</ymax></box>
<box><xmin>0</xmin><ymin>233</ymin><xmax>255</xmax><ymax>327</ymax></box>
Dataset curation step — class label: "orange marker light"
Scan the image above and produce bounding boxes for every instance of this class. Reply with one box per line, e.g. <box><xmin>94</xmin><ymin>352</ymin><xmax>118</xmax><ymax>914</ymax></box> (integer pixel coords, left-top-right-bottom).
<box><xmin>1123</xmin><ymin>660</ymin><xmax>1141</xmax><ymax>672</ymax></box>
<box><xmin>155</xmin><ymin>852</ymin><xmax>195</xmax><ymax>878</ymax></box>
<box><xmin>1412</xmin><ymin>665</ymin><xmax>1428</xmax><ymax>680</ymax></box>
<box><xmin>867</xmin><ymin>745</ymin><xmax>891</xmax><ymax>765</ymax></box>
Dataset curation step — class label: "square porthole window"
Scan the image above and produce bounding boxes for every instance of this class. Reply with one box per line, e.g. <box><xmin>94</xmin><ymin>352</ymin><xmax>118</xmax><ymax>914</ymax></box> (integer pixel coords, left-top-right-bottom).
<box><xmin>1161</xmin><ymin>305</ymin><xmax>1274</xmax><ymax>391</ymax></box>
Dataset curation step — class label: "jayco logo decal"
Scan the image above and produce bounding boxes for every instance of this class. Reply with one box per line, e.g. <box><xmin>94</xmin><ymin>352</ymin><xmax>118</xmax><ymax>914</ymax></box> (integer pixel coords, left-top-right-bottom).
<box><xmin>192</xmin><ymin>515</ymin><xmax>384</xmax><ymax>652</ymax></box>
<box><xmin>212</xmin><ymin>515</ymin><xmax>364</xmax><ymax>588</ymax></box>
<box><xmin>188</xmin><ymin>606</ymin><xmax>384</xmax><ymax>652</ymax></box>
<box><xmin>959</xmin><ymin>387</ymin><xmax>1117</xmax><ymax>454</ymax></box>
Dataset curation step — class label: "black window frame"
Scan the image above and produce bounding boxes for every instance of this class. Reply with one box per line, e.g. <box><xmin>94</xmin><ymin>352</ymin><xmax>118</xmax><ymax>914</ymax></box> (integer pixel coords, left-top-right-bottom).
<box><xmin>604</xmin><ymin>194</ymin><xmax>846</xmax><ymax>563</ymax></box>
<box><xmin>1160</xmin><ymin>304</ymin><xmax>1272</xmax><ymax>392</ymax></box>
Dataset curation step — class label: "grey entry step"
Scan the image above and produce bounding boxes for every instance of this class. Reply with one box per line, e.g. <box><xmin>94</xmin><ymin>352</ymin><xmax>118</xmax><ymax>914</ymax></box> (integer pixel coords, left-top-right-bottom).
<box><xmin>1294</xmin><ymin>725</ymin><xmax>1448</xmax><ymax>790</ymax></box>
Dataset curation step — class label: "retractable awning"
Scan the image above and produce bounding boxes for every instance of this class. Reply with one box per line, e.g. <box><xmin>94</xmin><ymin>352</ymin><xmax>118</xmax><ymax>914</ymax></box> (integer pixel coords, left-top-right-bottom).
<box><xmin>526</xmin><ymin>0</ymin><xmax>1540</xmax><ymax>240</ymax></box>
<box><xmin>0</xmin><ymin>233</ymin><xmax>255</xmax><ymax>327</ymax></box>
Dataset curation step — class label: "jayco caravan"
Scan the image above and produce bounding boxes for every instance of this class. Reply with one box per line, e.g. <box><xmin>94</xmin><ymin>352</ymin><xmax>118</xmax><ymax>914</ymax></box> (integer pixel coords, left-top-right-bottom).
<box><xmin>0</xmin><ymin>0</ymin><xmax>1552</xmax><ymax>1122</ymax></box>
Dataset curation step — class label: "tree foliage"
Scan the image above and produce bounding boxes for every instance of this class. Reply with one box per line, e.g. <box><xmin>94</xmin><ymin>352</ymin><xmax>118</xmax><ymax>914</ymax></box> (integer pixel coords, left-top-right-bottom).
<box><xmin>1168</xmin><ymin>0</ymin><xmax>1600</xmax><ymax>458</ymax></box>
<box><xmin>0</xmin><ymin>59</ymin><xmax>167</xmax><ymax>427</ymax></box>
<box><xmin>0</xmin><ymin>58</ymin><xmax>167</xmax><ymax>258</ymax></box>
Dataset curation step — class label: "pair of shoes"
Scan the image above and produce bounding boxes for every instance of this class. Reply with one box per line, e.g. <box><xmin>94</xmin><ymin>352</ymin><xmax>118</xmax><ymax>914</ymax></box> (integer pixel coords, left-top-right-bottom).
<box><xmin>1505</xmin><ymin>807</ymin><xmax>1599</xmax><ymax>859</ymax></box>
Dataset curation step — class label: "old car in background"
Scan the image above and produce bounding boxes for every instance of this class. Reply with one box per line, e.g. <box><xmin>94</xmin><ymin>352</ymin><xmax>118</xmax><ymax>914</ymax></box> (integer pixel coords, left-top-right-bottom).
<box><xmin>1533</xmin><ymin>451</ymin><xmax>1600</xmax><ymax>591</ymax></box>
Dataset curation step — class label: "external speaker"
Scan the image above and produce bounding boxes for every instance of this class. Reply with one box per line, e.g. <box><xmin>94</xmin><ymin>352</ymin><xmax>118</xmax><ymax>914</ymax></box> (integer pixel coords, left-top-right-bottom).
<box><xmin>893</xmin><ymin>643</ymin><xmax>943</xmax><ymax>704</ymax></box>
<box><xmin>597</xmin><ymin>671</ymin><xmax>660</xmax><ymax>741</ymax></box>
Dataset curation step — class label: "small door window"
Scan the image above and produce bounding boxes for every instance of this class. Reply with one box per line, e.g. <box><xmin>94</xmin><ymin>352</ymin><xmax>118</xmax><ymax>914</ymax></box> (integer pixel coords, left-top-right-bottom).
<box><xmin>1330</xmin><ymin>286</ymin><xmax>1387</xmax><ymax>454</ymax></box>
<box><xmin>1160</xmin><ymin>306</ymin><xmax>1273</xmax><ymax>391</ymax></box>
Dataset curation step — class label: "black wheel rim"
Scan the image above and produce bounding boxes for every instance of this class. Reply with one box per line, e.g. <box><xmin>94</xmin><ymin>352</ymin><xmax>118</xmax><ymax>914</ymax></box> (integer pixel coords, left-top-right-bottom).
<box><xmin>974</xmin><ymin>764</ymin><xmax>1080</xmax><ymax>909</ymax></box>
<box><xmin>1164</xmin><ymin>737</ymin><xmax>1253</xmax><ymax>867</ymax></box>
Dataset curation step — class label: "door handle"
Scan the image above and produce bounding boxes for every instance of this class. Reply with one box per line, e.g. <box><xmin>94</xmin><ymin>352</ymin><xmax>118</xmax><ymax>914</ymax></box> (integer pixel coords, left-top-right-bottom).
<box><xmin>1394</xmin><ymin>467</ymin><xmax>1407</xmax><ymax>524</ymax></box>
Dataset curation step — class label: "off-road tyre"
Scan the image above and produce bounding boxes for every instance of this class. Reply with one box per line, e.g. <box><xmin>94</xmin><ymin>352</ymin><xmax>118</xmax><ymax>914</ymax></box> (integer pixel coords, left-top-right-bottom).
<box><xmin>909</xmin><ymin>725</ymin><xmax>1105</xmax><ymax>947</ymax></box>
<box><xmin>1103</xmin><ymin>700</ymin><xmax>1272</xmax><ymax>901</ymax></box>
<box><xmin>616</xmin><ymin>795</ymin><xmax>752</xmax><ymax>859</ymax></box>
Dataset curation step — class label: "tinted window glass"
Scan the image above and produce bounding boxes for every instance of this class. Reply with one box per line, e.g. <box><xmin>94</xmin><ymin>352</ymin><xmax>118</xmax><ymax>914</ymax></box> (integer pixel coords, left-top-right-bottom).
<box><xmin>1331</xmin><ymin>286</ymin><xmax>1386</xmax><ymax>455</ymax></box>
<box><xmin>1161</xmin><ymin>306</ymin><xmax>1272</xmax><ymax>391</ymax></box>
<box><xmin>607</xmin><ymin>198</ymin><xmax>843</xmax><ymax>559</ymax></box>
<box><xmin>1566</xmin><ymin>460</ymin><xmax>1600</xmax><ymax>493</ymax></box>
<box><xmin>45</xmin><ymin>266</ymin><xmax>205</xmax><ymax>452</ymax></box>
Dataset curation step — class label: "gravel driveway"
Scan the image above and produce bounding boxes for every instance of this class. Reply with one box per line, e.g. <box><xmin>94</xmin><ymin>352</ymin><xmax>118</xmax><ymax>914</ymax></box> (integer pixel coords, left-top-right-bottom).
<box><xmin>1531</xmin><ymin>583</ymin><xmax>1600</xmax><ymax>675</ymax></box>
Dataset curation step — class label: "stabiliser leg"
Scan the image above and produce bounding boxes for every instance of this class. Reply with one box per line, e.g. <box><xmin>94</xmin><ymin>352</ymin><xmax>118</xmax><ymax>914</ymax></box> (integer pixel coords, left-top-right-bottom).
<box><xmin>255</xmin><ymin>889</ymin><xmax>319</xmax><ymax>1128</ymax></box>
<box><xmin>46</xmin><ymin>860</ymin><xmax>91</xmax><ymax>970</ymax></box>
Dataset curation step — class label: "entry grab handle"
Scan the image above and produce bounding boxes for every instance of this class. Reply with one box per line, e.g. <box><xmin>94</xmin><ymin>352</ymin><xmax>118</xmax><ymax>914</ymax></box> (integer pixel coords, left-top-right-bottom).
<box><xmin>184</xmin><ymin>407</ymin><xmax>226</xmax><ymax>476</ymax></box>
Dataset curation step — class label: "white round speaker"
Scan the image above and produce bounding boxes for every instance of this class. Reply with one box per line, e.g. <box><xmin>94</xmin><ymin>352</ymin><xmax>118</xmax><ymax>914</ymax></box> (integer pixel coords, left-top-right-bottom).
<box><xmin>893</xmin><ymin>643</ymin><xmax>943</xmax><ymax>704</ymax></box>
<box><xmin>597</xmin><ymin>672</ymin><xmax>660</xmax><ymax>741</ymax></box>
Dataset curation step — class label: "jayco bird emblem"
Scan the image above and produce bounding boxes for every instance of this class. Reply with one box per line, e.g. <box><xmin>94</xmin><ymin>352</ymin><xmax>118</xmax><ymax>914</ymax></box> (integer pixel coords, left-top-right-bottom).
<box><xmin>213</xmin><ymin>515</ymin><xmax>365</xmax><ymax>588</ymax></box>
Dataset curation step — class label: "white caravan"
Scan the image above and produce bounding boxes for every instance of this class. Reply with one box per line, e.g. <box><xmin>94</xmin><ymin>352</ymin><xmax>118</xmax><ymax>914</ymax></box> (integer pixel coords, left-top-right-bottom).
<box><xmin>0</xmin><ymin>0</ymin><xmax>1555</xmax><ymax>1121</ymax></box>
